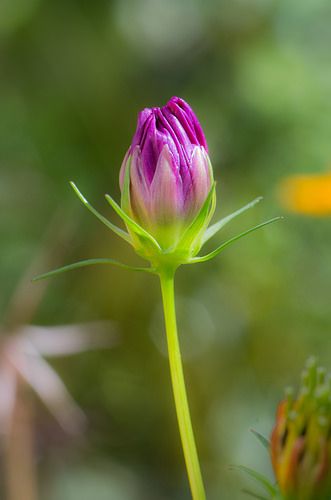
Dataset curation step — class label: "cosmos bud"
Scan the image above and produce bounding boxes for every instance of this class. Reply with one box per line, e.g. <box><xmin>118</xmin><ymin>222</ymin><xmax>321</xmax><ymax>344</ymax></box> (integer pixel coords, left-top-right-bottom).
<box><xmin>119</xmin><ymin>96</ymin><xmax>214</xmax><ymax>250</ymax></box>
<box><xmin>271</xmin><ymin>358</ymin><xmax>331</xmax><ymax>500</ymax></box>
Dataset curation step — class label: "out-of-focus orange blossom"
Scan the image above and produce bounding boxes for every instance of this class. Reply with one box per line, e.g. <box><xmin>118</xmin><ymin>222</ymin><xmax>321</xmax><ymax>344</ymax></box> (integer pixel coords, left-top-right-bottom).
<box><xmin>278</xmin><ymin>172</ymin><xmax>331</xmax><ymax>216</ymax></box>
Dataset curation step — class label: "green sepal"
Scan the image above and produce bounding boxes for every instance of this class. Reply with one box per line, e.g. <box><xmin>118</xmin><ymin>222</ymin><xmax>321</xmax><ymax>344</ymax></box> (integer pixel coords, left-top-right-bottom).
<box><xmin>174</xmin><ymin>183</ymin><xmax>216</xmax><ymax>257</ymax></box>
<box><xmin>121</xmin><ymin>153</ymin><xmax>132</xmax><ymax>215</ymax></box>
<box><xmin>70</xmin><ymin>182</ymin><xmax>131</xmax><ymax>244</ymax></box>
<box><xmin>105</xmin><ymin>193</ymin><xmax>162</xmax><ymax>254</ymax></box>
<box><xmin>251</xmin><ymin>429</ymin><xmax>271</xmax><ymax>450</ymax></box>
<box><xmin>202</xmin><ymin>196</ymin><xmax>263</xmax><ymax>245</ymax></box>
<box><xmin>189</xmin><ymin>216</ymin><xmax>283</xmax><ymax>264</ymax></box>
<box><xmin>33</xmin><ymin>258</ymin><xmax>155</xmax><ymax>281</ymax></box>
<box><xmin>230</xmin><ymin>465</ymin><xmax>277</xmax><ymax>496</ymax></box>
<box><xmin>242</xmin><ymin>489</ymin><xmax>270</xmax><ymax>500</ymax></box>
<box><xmin>207</xmin><ymin>156</ymin><xmax>214</xmax><ymax>185</ymax></box>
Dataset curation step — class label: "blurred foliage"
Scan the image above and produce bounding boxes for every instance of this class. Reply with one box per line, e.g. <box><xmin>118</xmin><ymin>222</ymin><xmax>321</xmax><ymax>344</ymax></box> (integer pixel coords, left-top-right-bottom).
<box><xmin>1</xmin><ymin>0</ymin><xmax>331</xmax><ymax>498</ymax></box>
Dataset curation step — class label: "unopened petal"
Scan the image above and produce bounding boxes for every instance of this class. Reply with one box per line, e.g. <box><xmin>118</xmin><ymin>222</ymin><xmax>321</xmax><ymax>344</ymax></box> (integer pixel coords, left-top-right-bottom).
<box><xmin>130</xmin><ymin>146</ymin><xmax>152</xmax><ymax>224</ymax></box>
<box><xmin>185</xmin><ymin>147</ymin><xmax>212</xmax><ymax>215</ymax></box>
<box><xmin>166</xmin><ymin>97</ymin><xmax>208</xmax><ymax>151</ymax></box>
<box><xmin>150</xmin><ymin>145</ymin><xmax>183</xmax><ymax>224</ymax></box>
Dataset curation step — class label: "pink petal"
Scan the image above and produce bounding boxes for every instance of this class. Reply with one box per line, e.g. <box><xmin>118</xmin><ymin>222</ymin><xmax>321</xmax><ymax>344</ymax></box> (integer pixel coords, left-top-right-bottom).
<box><xmin>186</xmin><ymin>147</ymin><xmax>211</xmax><ymax>215</ymax></box>
<box><xmin>150</xmin><ymin>145</ymin><xmax>183</xmax><ymax>224</ymax></box>
<box><xmin>130</xmin><ymin>146</ymin><xmax>152</xmax><ymax>223</ymax></box>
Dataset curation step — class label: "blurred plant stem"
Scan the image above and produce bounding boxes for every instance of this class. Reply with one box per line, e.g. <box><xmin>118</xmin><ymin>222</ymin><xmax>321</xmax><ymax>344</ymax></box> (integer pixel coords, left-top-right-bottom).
<box><xmin>4</xmin><ymin>381</ymin><xmax>38</xmax><ymax>500</ymax></box>
<box><xmin>159</xmin><ymin>270</ymin><xmax>206</xmax><ymax>500</ymax></box>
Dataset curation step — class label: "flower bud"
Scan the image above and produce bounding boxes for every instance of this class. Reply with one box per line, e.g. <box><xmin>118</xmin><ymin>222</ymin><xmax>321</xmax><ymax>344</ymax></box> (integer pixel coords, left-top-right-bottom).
<box><xmin>271</xmin><ymin>359</ymin><xmax>331</xmax><ymax>500</ymax></box>
<box><xmin>119</xmin><ymin>97</ymin><xmax>214</xmax><ymax>251</ymax></box>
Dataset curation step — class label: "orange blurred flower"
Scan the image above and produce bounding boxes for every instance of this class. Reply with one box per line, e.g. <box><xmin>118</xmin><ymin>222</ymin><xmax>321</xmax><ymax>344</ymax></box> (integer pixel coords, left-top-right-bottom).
<box><xmin>278</xmin><ymin>172</ymin><xmax>331</xmax><ymax>216</ymax></box>
<box><xmin>270</xmin><ymin>359</ymin><xmax>331</xmax><ymax>500</ymax></box>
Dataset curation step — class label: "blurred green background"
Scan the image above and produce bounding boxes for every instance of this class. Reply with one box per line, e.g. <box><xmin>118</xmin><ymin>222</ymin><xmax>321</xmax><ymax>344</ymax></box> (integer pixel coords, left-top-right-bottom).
<box><xmin>1</xmin><ymin>0</ymin><xmax>331</xmax><ymax>498</ymax></box>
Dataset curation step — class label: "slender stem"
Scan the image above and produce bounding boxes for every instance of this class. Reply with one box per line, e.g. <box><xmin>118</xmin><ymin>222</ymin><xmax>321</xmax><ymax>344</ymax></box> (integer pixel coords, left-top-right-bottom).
<box><xmin>159</xmin><ymin>270</ymin><xmax>206</xmax><ymax>500</ymax></box>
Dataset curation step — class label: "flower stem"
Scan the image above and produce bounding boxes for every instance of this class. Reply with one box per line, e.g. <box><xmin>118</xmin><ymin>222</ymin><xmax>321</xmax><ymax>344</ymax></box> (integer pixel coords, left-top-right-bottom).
<box><xmin>159</xmin><ymin>269</ymin><xmax>206</xmax><ymax>500</ymax></box>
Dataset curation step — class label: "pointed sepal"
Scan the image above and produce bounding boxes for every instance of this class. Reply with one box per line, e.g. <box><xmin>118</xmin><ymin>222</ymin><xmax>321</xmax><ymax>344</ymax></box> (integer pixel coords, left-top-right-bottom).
<box><xmin>70</xmin><ymin>182</ymin><xmax>131</xmax><ymax>244</ymax></box>
<box><xmin>242</xmin><ymin>489</ymin><xmax>270</xmax><ymax>500</ymax></box>
<box><xmin>105</xmin><ymin>193</ymin><xmax>162</xmax><ymax>256</ymax></box>
<box><xmin>251</xmin><ymin>429</ymin><xmax>271</xmax><ymax>451</ymax></box>
<box><xmin>33</xmin><ymin>258</ymin><xmax>155</xmax><ymax>281</ymax></box>
<box><xmin>202</xmin><ymin>196</ymin><xmax>263</xmax><ymax>245</ymax></box>
<box><xmin>174</xmin><ymin>183</ymin><xmax>216</xmax><ymax>257</ymax></box>
<box><xmin>189</xmin><ymin>217</ymin><xmax>283</xmax><ymax>264</ymax></box>
<box><xmin>230</xmin><ymin>465</ymin><xmax>278</xmax><ymax>497</ymax></box>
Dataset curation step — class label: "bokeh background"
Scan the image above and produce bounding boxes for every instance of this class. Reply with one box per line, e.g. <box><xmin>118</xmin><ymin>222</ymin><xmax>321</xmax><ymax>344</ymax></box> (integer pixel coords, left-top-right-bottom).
<box><xmin>1</xmin><ymin>0</ymin><xmax>331</xmax><ymax>499</ymax></box>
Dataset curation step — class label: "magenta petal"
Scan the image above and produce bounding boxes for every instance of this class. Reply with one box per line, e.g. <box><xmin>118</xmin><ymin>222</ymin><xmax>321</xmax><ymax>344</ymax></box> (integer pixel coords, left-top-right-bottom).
<box><xmin>166</xmin><ymin>97</ymin><xmax>208</xmax><ymax>152</ymax></box>
<box><xmin>150</xmin><ymin>145</ymin><xmax>183</xmax><ymax>224</ymax></box>
<box><xmin>131</xmin><ymin>108</ymin><xmax>154</xmax><ymax>148</ymax></box>
<box><xmin>120</xmin><ymin>97</ymin><xmax>213</xmax><ymax>232</ymax></box>
<box><xmin>129</xmin><ymin>146</ymin><xmax>151</xmax><ymax>223</ymax></box>
<box><xmin>185</xmin><ymin>147</ymin><xmax>211</xmax><ymax>214</ymax></box>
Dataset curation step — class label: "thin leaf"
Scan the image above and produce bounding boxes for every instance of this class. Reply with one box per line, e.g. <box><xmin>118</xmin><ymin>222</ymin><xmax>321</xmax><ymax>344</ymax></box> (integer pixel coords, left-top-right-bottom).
<box><xmin>230</xmin><ymin>465</ymin><xmax>277</xmax><ymax>496</ymax></box>
<box><xmin>105</xmin><ymin>194</ymin><xmax>161</xmax><ymax>252</ymax></box>
<box><xmin>70</xmin><ymin>182</ymin><xmax>131</xmax><ymax>244</ymax></box>
<box><xmin>202</xmin><ymin>196</ymin><xmax>263</xmax><ymax>245</ymax></box>
<box><xmin>189</xmin><ymin>217</ymin><xmax>283</xmax><ymax>264</ymax></box>
<box><xmin>242</xmin><ymin>489</ymin><xmax>269</xmax><ymax>500</ymax></box>
<box><xmin>33</xmin><ymin>258</ymin><xmax>155</xmax><ymax>281</ymax></box>
<box><xmin>175</xmin><ymin>183</ymin><xmax>216</xmax><ymax>253</ymax></box>
<box><xmin>251</xmin><ymin>429</ymin><xmax>271</xmax><ymax>450</ymax></box>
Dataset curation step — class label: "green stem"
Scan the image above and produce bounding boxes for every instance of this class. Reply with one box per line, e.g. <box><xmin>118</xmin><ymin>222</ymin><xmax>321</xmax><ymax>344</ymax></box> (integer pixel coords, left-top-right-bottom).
<box><xmin>159</xmin><ymin>269</ymin><xmax>206</xmax><ymax>500</ymax></box>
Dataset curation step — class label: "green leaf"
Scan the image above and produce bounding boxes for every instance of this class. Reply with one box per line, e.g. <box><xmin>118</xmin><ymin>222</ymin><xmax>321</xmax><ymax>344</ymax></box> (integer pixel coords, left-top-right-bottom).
<box><xmin>202</xmin><ymin>196</ymin><xmax>263</xmax><ymax>245</ymax></box>
<box><xmin>121</xmin><ymin>153</ymin><xmax>132</xmax><ymax>214</ymax></box>
<box><xmin>70</xmin><ymin>182</ymin><xmax>131</xmax><ymax>244</ymax></box>
<box><xmin>189</xmin><ymin>217</ymin><xmax>283</xmax><ymax>264</ymax></box>
<box><xmin>175</xmin><ymin>183</ymin><xmax>216</xmax><ymax>253</ymax></box>
<box><xmin>251</xmin><ymin>429</ymin><xmax>271</xmax><ymax>450</ymax></box>
<box><xmin>242</xmin><ymin>489</ymin><xmax>270</xmax><ymax>500</ymax></box>
<box><xmin>105</xmin><ymin>193</ymin><xmax>161</xmax><ymax>252</ymax></box>
<box><xmin>33</xmin><ymin>258</ymin><xmax>155</xmax><ymax>281</ymax></box>
<box><xmin>230</xmin><ymin>465</ymin><xmax>277</xmax><ymax>496</ymax></box>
